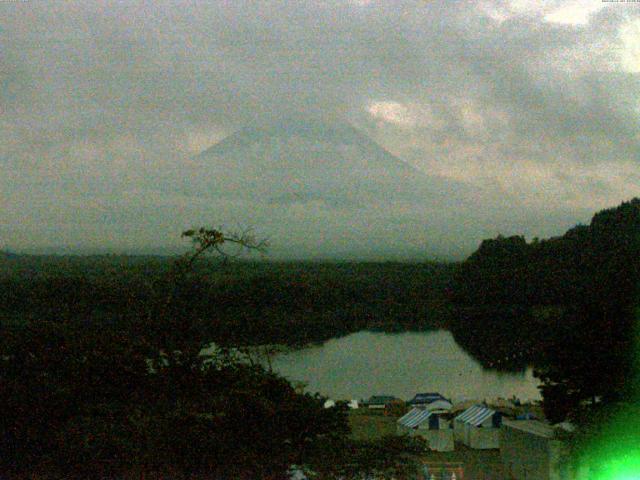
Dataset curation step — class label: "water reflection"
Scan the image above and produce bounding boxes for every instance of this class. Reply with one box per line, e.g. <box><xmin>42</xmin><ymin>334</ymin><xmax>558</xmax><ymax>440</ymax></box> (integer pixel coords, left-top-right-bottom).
<box><xmin>270</xmin><ymin>330</ymin><xmax>541</xmax><ymax>402</ymax></box>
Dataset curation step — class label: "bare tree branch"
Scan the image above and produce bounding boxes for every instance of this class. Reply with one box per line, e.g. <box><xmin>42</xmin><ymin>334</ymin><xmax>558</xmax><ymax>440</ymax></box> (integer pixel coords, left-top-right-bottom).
<box><xmin>181</xmin><ymin>226</ymin><xmax>269</xmax><ymax>267</ymax></box>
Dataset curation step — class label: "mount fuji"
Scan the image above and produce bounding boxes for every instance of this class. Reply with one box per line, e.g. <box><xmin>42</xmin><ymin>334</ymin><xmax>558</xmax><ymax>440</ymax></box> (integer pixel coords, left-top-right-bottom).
<box><xmin>175</xmin><ymin>118</ymin><xmax>485</xmax><ymax>259</ymax></box>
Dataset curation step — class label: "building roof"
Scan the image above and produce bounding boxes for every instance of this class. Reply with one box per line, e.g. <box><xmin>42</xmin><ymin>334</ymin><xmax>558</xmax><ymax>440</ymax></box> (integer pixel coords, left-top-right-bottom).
<box><xmin>425</xmin><ymin>399</ymin><xmax>453</xmax><ymax>412</ymax></box>
<box><xmin>455</xmin><ymin>405</ymin><xmax>497</xmax><ymax>426</ymax></box>
<box><xmin>398</xmin><ymin>408</ymin><xmax>433</xmax><ymax>428</ymax></box>
<box><xmin>367</xmin><ymin>395</ymin><xmax>397</xmax><ymax>405</ymax></box>
<box><xmin>502</xmin><ymin>419</ymin><xmax>555</xmax><ymax>439</ymax></box>
<box><xmin>408</xmin><ymin>392</ymin><xmax>447</xmax><ymax>404</ymax></box>
<box><xmin>451</xmin><ymin>400</ymin><xmax>480</xmax><ymax>414</ymax></box>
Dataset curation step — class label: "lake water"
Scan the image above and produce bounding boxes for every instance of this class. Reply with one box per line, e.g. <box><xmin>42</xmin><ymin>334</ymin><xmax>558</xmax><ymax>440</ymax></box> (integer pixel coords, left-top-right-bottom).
<box><xmin>270</xmin><ymin>330</ymin><xmax>541</xmax><ymax>402</ymax></box>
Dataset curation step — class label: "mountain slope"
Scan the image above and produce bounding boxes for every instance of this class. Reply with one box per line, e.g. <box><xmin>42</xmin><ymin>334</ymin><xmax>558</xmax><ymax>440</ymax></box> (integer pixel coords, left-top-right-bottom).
<box><xmin>170</xmin><ymin>118</ymin><xmax>502</xmax><ymax>259</ymax></box>
<box><xmin>189</xmin><ymin>119</ymin><xmax>472</xmax><ymax>209</ymax></box>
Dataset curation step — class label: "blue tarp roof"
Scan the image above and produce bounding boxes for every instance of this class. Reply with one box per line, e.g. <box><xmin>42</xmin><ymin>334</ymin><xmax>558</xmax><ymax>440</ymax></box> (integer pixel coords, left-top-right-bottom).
<box><xmin>398</xmin><ymin>408</ymin><xmax>433</xmax><ymax>428</ymax></box>
<box><xmin>516</xmin><ymin>412</ymin><xmax>537</xmax><ymax>420</ymax></box>
<box><xmin>455</xmin><ymin>405</ymin><xmax>496</xmax><ymax>426</ymax></box>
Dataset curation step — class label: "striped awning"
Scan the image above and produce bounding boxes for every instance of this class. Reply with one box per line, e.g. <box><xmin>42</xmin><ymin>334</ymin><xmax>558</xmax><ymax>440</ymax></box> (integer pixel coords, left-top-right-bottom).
<box><xmin>455</xmin><ymin>405</ymin><xmax>495</xmax><ymax>426</ymax></box>
<box><xmin>398</xmin><ymin>408</ymin><xmax>432</xmax><ymax>428</ymax></box>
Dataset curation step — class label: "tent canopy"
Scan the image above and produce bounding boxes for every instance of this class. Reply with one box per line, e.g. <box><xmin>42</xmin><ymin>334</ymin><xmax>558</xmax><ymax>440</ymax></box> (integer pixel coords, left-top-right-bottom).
<box><xmin>398</xmin><ymin>408</ymin><xmax>433</xmax><ymax>428</ymax></box>
<box><xmin>455</xmin><ymin>405</ymin><xmax>497</xmax><ymax>427</ymax></box>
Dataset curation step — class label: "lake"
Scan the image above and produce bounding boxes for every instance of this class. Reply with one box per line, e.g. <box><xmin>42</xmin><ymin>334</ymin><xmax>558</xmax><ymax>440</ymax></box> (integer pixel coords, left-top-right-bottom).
<box><xmin>270</xmin><ymin>330</ymin><xmax>541</xmax><ymax>402</ymax></box>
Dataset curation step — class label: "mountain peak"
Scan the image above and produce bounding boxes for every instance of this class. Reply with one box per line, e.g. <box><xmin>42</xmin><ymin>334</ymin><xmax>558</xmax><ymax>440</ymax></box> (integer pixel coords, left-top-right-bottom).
<box><xmin>199</xmin><ymin>118</ymin><xmax>375</xmax><ymax>158</ymax></box>
<box><xmin>176</xmin><ymin>117</ymin><xmax>483</xmax><ymax>259</ymax></box>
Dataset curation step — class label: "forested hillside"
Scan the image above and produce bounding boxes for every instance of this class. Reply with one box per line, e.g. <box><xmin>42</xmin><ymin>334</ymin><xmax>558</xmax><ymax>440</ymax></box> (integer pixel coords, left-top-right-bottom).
<box><xmin>0</xmin><ymin>232</ymin><xmax>432</xmax><ymax>479</ymax></box>
<box><xmin>453</xmin><ymin>198</ymin><xmax>640</xmax><ymax>307</ymax></box>
<box><xmin>451</xmin><ymin>198</ymin><xmax>640</xmax><ymax>421</ymax></box>
<box><xmin>0</xmin><ymin>258</ymin><xmax>454</xmax><ymax>347</ymax></box>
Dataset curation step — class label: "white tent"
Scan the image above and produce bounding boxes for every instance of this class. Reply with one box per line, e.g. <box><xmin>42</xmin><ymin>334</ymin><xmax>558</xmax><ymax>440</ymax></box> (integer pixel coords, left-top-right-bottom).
<box><xmin>454</xmin><ymin>405</ymin><xmax>502</xmax><ymax>449</ymax></box>
<box><xmin>398</xmin><ymin>408</ymin><xmax>433</xmax><ymax>429</ymax></box>
<box><xmin>500</xmin><ymin>419</ymin><xmax>570</xmax><ymax>480</ymax></box>
<box><xmin>397</xmin><ymin>408</ymin><xmax>454</xmax><ymax>452</ymax></box>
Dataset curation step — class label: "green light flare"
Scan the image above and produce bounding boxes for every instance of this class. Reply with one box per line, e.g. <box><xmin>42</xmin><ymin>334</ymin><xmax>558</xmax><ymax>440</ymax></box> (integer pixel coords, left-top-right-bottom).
<box><xmin>598</xmin><ymin>456</ymin><xmax>640</xmax><ymax>480</ymax></box>
<box><xmin>580</xmin><ymin>423</ymin><xmax>640</xmax><ymax>478</ymax></box>
<box><xmin>576</xmin><ymin>305</ymin><xmax>640</xmax><ymax>479</ymax></box>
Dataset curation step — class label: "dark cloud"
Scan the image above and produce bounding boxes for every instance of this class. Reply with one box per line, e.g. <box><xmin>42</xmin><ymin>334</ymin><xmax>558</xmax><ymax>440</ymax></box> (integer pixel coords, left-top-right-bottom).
<box><xmin>1</xmin><ymin>0</ymin><xmax>638</xmax><ymax>257</ymax></box>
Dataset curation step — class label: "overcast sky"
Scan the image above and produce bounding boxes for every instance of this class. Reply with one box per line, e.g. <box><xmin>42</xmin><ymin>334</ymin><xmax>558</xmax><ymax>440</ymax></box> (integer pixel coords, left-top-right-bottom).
<box><xmin>1</xmin><ymin>0</ymin><xmax>639</xmax><ymax>258</ymax></box>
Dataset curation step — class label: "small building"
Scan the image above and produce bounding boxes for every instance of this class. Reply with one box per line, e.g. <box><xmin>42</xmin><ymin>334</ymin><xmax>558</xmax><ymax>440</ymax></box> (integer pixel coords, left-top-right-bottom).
<box><xmin>408</xmin><ymin>392</ymin><xmax>448</xmax><ymax>407</ymax></box>
<box><xmin>500</xmin><ymin>419</ymin><xmax>570</xmax><ymax>480</ymax></box>
<box><xmin>384</xmin><ymin>398</ymin><xmax>406</xmax><ymax>416</ymax></box>
<box><xmin>366</xmin><ymin>395</ymin><xmax>398</xmax><ymax>409</ymax></box>
<box><xmin>424</xmin><ymin>399</ymin><xmax>454</xmax><ymax>414</ymax></box>
<box><xmin>454</xmin><ymin>404</ymin><xmax>502</xmax><ymax>449</ymax></box>
<box><xmin>451</xmin><ymin>400</ymin><xmax>480</xmax><ymax>416</ymax></box>
<box><xmin>397</xmin><ymin>408</ymin><xmax>454</xmax><ymax>452</ymax></box>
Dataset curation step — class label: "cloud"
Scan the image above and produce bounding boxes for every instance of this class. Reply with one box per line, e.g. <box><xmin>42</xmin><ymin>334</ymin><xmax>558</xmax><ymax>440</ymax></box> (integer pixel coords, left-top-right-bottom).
<box><xmin>619</xmin><ymin>18</ymin><xmax>640</xmax><ymax>72</ymax></box>
<box><xmin>543</xmin><ymin>2</ymin><xmax>606</xmax><ymax>26</ymax></box>
<box><xmin>0</xmin><ymin>0</ymin><xmax>639</xmax><ymax>257</ymax></box>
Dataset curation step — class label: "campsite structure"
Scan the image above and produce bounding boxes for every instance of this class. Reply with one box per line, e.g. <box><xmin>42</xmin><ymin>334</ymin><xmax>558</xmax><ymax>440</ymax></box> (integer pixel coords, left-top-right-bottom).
<box><xmin>365</xmin><ymin>395</ymin><xmax>398</xmax><ymax>410</ymax></box>
<box><xmin>408</xmin><ymin>392</ymin><xmax>448</xmax><ymax>407</ymax></box>
<box><xmin>397</xmin><ymin>407</ymin><xmax>454</xmax><ymax>452</ymax></box>
<box><xmin>454</xmin><ymin>404</ymin><xmax>503</xmax><ymax>449</ymax></box>
<box><xmin>424</xmin><ymin>399</ymin><xmax>453</xmax><ymax>414</ymax></box>
<box><xmin>500</xmin><ymin>419</ymin><xmax>571</xmax><ymax>480</ymax></box>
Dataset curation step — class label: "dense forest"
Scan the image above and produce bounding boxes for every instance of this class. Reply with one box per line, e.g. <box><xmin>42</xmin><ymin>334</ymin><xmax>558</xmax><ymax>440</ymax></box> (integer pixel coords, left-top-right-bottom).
<box><xmin>0</xmin><ymin>231</ymin><xmax>431</xmax><ymax>479</ymax></box>
<box><xmin>0</xmin><ymin>256</ymin><xmax>454</xmax><ymax>347</ymax></box>
<box><xmin>451</xmin><ymin>198</ymin><xmax>640</xmax><ymax>423</ymax></box>
<box><xmin>1</xmin><ymin>198</ymin><xmax>638</xmax><ymax>476</ymax></box>
<box><xmin>3</xmin><ymin>199</ymin><xmax>638</xmax><ymax>374</ymax></box>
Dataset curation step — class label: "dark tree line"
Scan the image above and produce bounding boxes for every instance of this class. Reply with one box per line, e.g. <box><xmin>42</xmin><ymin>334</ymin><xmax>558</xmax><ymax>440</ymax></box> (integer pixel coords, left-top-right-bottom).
<box><xmin>0</xmin><ymin>229</ymin><xmax>340</xmax><ymax>478</ymax></box>
<box><xmin>451</xmin><ymin>198</ymin><xmax>640</xmax><ymax>423</ymax></box>
<box><xmin>0</xmin><ymin>229</ymin><xmax>429</xmax><ymax>479</ymax></box>
<box><xmin>0</xmin><ymin>259</ymin><xmax>454</xmax><ymax>346</ymax></box>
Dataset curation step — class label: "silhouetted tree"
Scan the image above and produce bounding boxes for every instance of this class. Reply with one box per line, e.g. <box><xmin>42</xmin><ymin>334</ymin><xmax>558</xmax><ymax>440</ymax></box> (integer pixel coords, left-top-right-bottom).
<box><xmin>452</xmin><ymin>198</ymin><xmax>640</xmax><ymax>426</ymax></box>
<box><xmin>0</xmin><ymin>227</ymin><xmax>353</xmax><ymax>479</ymax></box>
